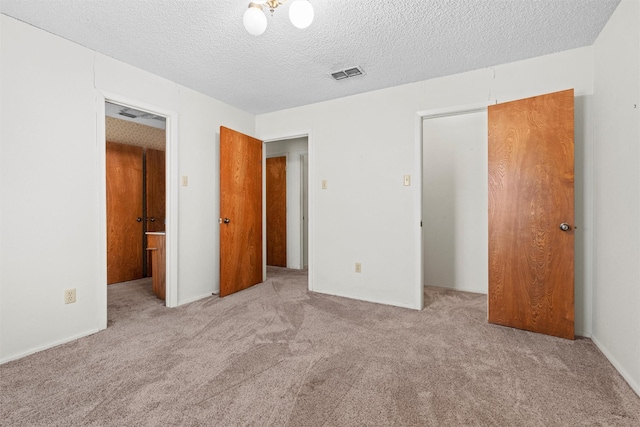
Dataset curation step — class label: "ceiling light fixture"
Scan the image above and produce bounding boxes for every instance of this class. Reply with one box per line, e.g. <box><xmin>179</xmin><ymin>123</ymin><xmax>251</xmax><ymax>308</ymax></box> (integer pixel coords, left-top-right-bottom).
<box><xmin>243</xmin><ymin>0</ymin><xmax>314</xmax><ymax>36</ymax></box>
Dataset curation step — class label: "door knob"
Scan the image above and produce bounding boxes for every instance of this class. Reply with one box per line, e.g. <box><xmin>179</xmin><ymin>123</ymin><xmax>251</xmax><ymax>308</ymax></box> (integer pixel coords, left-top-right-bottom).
<box><xmin>136</xmin><ymin>217</ymin><xmax>142</xmax><ymax>222</ymax></box>
<box><xmin>146</xmin><ymin>217</ymin><xmax>156</xmax><ymax>222</ymax></box>
<box><xmin>223</xmin><ymin>218</ymin><xmax>231</xmax><ymax>224</ymax></box>
<box><xmin>559</xmin><ymin>223</ymin><xmax>571</xmax><ymax>231</ymax></box>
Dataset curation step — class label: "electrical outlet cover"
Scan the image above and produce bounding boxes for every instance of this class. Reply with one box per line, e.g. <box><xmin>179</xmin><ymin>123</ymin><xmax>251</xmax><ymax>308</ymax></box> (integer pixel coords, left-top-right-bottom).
<box><xmin>64</xmin><ymin>289</ymin><xmax>76</xmax><ymax>304</ymax></box>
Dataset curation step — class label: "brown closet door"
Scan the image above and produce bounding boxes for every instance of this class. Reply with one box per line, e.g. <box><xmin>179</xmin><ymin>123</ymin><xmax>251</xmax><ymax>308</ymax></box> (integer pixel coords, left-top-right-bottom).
<box><xmin>145</xmin><ymin>149</ymin><xmax>165</xmax><ymax>274</ymax></box>
<box><xmin>219</xmin><ymin>127</ymin><xmax>263</xmax><ymax>297</ymax></box>
<box><xmin>488</xmin><ymin>89</ymin><xmax>575</xmax><ymax>339</ymax></box>
<box><xmin>266</xmin><ymin>156</ymin><xmax>287</xmax><ymax>267</ymax></box>
<box><xmin>106</xmin><ymin>142</ymin><xmax>144</xmax><ymax>284</ymax></box>
<box><xmin>146</xmin><ymin>149</ymin><xmax>165</xmax><ymax>232</ymax></box>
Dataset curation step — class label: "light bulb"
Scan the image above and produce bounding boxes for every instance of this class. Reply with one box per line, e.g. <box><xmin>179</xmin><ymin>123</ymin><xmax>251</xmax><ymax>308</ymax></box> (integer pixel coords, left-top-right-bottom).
<box><xmin>243</xmin><ymin>4</ymin><xmax>267</xmax><ymax>36</ymax></box>
<box><xmin>289</xmin><ymin>0</ymin><xmax>314</xmax><ymax>29</ymax></box>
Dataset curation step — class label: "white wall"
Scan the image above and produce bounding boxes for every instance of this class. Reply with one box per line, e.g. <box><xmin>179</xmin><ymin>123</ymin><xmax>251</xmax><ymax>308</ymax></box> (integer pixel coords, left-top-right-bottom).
<box><xmin>265</xmin><ymin>137</ymin><xmax>308</xmax><ymax>270</ymax></box>
<box><xmin>257</xmin><ymin>47</ymin><xmax>595</xmax><ymax>319</ymax></box>
<box><xmin>423</xmin><ymin>112</ymin><xmax>488</xmax><ymax>294</ymax></box>
<box><xmin>592</xmin><ymin>0</ymin><xmax>640</xmax><ymax>396</ymax></box>
<box><xmin>0</xmin><ymin>15</ymin><xmax>254</xmax><ymax>362</ymax></box>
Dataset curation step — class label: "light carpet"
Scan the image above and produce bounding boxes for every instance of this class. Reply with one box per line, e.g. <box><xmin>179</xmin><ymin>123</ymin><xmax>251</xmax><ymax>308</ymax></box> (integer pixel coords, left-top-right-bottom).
<box><xmin>1</xmin><ymin>267</ymin><xmax>639</xmax><ymax>426</ymax></box>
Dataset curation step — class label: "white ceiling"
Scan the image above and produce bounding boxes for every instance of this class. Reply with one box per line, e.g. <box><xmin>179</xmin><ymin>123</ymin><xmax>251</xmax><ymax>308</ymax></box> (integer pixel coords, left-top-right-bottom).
<box><xmin>1</xmin><ymin>0</ymin><xmax>620</xmax><ymax>115</ymax></box>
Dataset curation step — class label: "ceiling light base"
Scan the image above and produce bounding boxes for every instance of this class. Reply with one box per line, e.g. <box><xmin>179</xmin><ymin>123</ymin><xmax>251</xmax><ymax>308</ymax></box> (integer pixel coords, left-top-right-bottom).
<box><xmin>243</xmin><ymin>0</ymin><xmax>314</xmax><ymax>35</ymax></box>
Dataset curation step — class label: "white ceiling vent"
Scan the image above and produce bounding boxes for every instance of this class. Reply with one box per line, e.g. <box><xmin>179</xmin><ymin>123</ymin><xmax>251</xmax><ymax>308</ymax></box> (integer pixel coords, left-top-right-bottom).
<box><xmin>117</xmin><ymin>107</ymin><xmax>166</xmax><ymax>122</ymax></box>
<box><xmin>118</xmin><ymin>110</ymin><xmax>138</xmax><ymax>118</ymax></box>
<box><xmin>331</xmin><ymin>66</ymin><xmax>365</xmax><ymax>81</ymax></box>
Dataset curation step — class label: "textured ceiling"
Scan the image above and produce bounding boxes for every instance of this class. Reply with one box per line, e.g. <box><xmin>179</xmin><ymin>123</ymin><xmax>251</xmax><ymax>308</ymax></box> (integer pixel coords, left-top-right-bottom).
<box><xmin>0</xmin><ymin>0</ymin><xmax>620</xmax><ymax>114</ymax></box>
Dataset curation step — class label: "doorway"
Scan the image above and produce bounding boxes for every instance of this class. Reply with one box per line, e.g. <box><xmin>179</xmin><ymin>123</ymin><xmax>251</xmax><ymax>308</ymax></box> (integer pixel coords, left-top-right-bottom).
<box><xmin>422</xmin><ymin>109</ymin><xmax>488</xmax><ymax>294</ymax></box>
<box><xmin>264</xmin><ymin>137</ymin><xmax>309</xmax><ymax>276</ymax></box>
<box><xmin>105</xmin><ymin>101</ymin><xmax>167</xmax><ymax>308</ymax></box>
<box><xmin>419</xmin><ymin>91</ymin><xmax>576</xmax><ymax>339</ymax></box>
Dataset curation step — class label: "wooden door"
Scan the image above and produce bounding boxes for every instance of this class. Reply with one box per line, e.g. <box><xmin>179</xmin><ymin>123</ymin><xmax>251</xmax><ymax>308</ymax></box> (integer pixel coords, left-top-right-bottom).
<box><xmin>145</xmin><ymin>149</ymin><xmax>165</xmax><ymax>275</ymax></box>
<box><xmin>266</xmin><ymin>156</ymin><xmax>287</xmax><ymax>267</ymax></box>
<box><xmin>106</xmin><ymin>142</ymin><xmax>144</xmax><ymax>284</ymax></box>
<box><xmin>488</xmin><ymin>89</ymin><xmax>575</xmax><ymax>339</ymax></box>
<box><xmin>219</xmin><ymin>127</ymin><xmax>263</xmax><ymax>297</ymax></box>
<box><xmin>146</xmin><ymin>233</ymin><xmax>166</xmax><ymax>300</ymax></box>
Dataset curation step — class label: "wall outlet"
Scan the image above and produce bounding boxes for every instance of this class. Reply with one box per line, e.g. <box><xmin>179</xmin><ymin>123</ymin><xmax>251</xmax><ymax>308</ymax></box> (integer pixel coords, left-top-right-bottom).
<box><xmin>64</xmin><ymin>288</ymin><xmax>76</xmax><ymax>304</ymax></box>
<box><xmin>355</xmin><ymin>263</ymin><xmax>362</xmax><ymax>273</ymax></box>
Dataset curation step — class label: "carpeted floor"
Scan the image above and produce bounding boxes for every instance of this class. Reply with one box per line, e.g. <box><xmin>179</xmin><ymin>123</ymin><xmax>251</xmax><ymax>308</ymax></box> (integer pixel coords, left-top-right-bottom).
<box><xmin>1</xmin><ymin>267</ymin><xmax>639</xmax><ymax>426</ymax></box>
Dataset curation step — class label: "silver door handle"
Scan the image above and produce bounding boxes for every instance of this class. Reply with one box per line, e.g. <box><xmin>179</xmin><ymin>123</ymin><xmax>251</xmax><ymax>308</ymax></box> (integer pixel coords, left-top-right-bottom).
<box><xmin>559</xmin><ymin>223</ymin><xmax>571</xmax><ymax>231</ymax></box>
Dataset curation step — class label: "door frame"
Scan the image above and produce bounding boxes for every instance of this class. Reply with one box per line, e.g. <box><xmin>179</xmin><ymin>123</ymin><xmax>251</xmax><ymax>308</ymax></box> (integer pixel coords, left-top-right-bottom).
<box><xmin>96</xmin><ymin>91</ymin><xmax>179</xmax><ymax>329</ymax></box>
<box><xmin>260</xmin><ymin>131</ymin><xmax>313</xmax><ymax>290</ymax></box>
<box><xmin>300</xmin><ymin>152</ymin><xmax>309</xmax><ymax>269</ymax></box>
<box><xmin>415</xmin><ymin>102</ymin><xmax>488</xmax><ymax>310</ymax></box>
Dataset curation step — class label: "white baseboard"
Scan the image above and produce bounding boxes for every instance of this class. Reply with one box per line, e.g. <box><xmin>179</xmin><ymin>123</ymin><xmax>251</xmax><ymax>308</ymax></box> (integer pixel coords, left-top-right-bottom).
<box><xmin>591</xmin><ymin>334</ymin><xmax>640</xmax><ymax>397</ymax></box>
<box><xmin>311</xmin><ymin>288</ymin><xmax>421</xmax><ymax>310</ymax></box>
<box><xmin>178</xmin><ymin>292</ymin><xmax>216</xmax><ymax>306</ymax></box>
<box><xmin>426</xmin><ymin>284</ymin><xmax>487</xmax><ymax>295</ymax></box>
<box><xmin>576</xmin><ymin>328</ymin><xmax>592</xmax><ymax>338</ymax></box>
<box><xmin>0</xmin><ymin>328</ymin><xmax>101</xmax><ymax>365</ymax></box>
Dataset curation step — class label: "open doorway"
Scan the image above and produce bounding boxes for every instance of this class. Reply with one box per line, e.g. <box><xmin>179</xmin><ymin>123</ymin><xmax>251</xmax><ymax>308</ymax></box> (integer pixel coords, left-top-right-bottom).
<box><xmin>264</xmin><ymin>137</ymin><xmax>309</xmax><ymax>277</ymax></box>
<box><xmin>422</xmin><ymin>108</ymin><xmax>488</xmax><ymax>295</ymax></box>
<box><xmin>105</xmin><ymin>101</ymin><xmax>167</xmax><ymax>311</ymax></box>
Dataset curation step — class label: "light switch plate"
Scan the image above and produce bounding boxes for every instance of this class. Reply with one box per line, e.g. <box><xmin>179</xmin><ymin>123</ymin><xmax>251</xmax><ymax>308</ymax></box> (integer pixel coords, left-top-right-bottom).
<box><xmin>403</xmin><ymin>175</ymin><xmax>411</xmax><ymax>186</ymax></box>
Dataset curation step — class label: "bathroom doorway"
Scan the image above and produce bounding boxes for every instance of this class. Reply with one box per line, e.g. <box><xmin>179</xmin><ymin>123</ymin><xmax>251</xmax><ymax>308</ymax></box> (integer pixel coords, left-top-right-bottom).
<box><xmin>105</xmin><ymin>101</ymin><xmax>166</xmax><ymax>302</ymax></box>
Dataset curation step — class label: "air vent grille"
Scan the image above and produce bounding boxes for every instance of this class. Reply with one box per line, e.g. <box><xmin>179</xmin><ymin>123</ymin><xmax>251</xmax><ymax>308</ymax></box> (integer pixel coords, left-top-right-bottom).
<box><xmin>344</xmin><ymin>67</ymin><xmax>362</xmax><ymax>77</ymax></box>
<box><xmin>331</xmin><ymin>71</ymin><xmax>349</xmax><ymax>80</ymax></box>
<box><xmin>118</xmin><ymin>107</ymin><xmax>166</xmax><ymax>122</ymax></box>
<box><xmin>331</xmin><ymin>66</ymin><xmax>365</xmax><ymax>81</ymax></box>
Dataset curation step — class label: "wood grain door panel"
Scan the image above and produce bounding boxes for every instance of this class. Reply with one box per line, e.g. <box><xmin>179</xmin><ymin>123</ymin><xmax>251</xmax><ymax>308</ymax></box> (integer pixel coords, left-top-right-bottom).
<box><xmin>146</xmin><ymin>149</ymin><xmax>165</xmax><ymax>232</ymax></box>
<box><xmin>266</xmin><ymin>156</ymin><xmax>287</xmax><ymax>267</ymax></box>
<box><xmin>145</xmin><ymin>149</ymin><xmax>165</xmax><ymax>275</ymax></box>
<box><xmin>146</xmin><ymin>233</ymin><xmax>166</xmax><ymax>300</ymax></box>
<box><xmin>220</xmin><ymin>127</ymin><xmax>263</xmax><ymax>297</ymax></box>
<box><xmin>488</xmin><ymin>89</ymin><xmax>575</xmax><ymax>339</ymax></box>
<box><xmin>106</xmin><ymin>142</ymin><xmax>144</xmax><ymax>284</ymax></box>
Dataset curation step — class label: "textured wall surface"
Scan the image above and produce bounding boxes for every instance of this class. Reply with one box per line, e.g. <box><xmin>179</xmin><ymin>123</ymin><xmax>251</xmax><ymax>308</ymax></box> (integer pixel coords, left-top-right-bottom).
<box><xmin>106</xmin><ymin>116</ymin><xmax>165</xmax><ymax>151</ymax></box>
